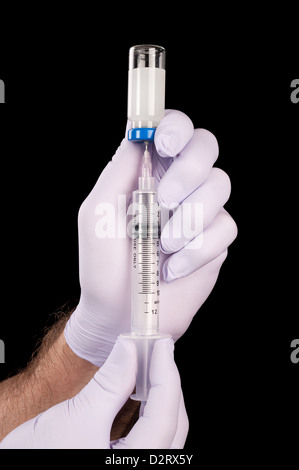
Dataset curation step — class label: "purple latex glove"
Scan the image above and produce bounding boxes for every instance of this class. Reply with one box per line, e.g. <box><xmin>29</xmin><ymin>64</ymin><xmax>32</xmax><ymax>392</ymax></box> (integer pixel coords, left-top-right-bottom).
<box><xmin>65</xmin><ymin>110</ymin><xmax>238</xmax><ymax>366</ymax></box>
<box><xmin>0</xmin><ymin>337</ymin><xmax>188</xmax><ymax>449</ymax></box>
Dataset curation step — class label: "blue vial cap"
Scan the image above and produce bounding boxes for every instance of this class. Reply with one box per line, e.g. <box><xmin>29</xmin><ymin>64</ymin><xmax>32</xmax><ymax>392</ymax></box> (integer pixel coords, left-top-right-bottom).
<box><xmin>128</xmin><ymin>128</ymin><xmax>156</xmax><ymax>142</ymax></box>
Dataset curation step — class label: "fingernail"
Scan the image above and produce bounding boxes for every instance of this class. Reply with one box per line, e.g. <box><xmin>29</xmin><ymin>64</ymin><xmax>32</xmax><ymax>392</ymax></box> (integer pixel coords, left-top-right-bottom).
<box><xmin>160</xmin><ymin>236</ymin><xmax>171</xmax><ymax>254</ymax></box>
<box><xmin>158</xmin><ymin>337</ymin><xmax>174</xmax><ymax>351</ymax></box>
<box><xmin>117</xmin><ymin>336</ymin><xmax>135</xmax><ymax>352</ymax></box>
<box><xmin>155</xmin><ymin>133</ymin><xmax>179</xmax><ymax>158</ymax></box>
<box><xmin>162</xmin><ymin>261</ymin><xmax>176</xmax><ymax>283</ymax></box>
<box><xmin>154</xmin><ymin>337</ymin><xmax>174</xmax><ymax>355</ymax></box>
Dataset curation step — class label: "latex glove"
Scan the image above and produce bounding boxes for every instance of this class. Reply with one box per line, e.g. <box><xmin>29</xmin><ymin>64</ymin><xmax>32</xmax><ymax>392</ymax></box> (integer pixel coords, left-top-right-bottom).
<box><xmin>65</xmin><ymin>110</ymin><xmax>238</xmax><ymax>366</ymax></box>
<box><xmin>0</xmin><ymin>337</ymin><xmax>188</xmax><ymax>449</ymax></box>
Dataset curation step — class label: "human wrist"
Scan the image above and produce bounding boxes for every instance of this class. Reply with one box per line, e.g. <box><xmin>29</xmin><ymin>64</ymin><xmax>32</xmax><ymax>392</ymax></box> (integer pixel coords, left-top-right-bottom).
<box><xmin>0</xmin><ymin>315</ymin><xmax>98</xmax><ymax>442</ymax></box>
<box><xmin>64</xmin><ymin>300</ymin><xmax>118</xmax><ymax>367</ymax></box>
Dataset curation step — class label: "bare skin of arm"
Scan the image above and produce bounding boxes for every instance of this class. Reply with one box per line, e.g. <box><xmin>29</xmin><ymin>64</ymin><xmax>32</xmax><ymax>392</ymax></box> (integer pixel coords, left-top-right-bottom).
<box><xmin>0</xmin><ymin>311</ymin><xmax>139</xmax><ymax>443</ymax></box>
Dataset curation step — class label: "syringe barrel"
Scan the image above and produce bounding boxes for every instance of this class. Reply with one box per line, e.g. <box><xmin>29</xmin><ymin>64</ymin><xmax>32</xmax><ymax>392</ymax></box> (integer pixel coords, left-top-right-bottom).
<box><xmin>128</xmin><ymin>45</ymin><xmax>166</xmax><ymax>132</ymax></box>
<box><xmin>131</xmin><ymin>189</ymin><xmax>160</xmax><ymax>335</ymax></box>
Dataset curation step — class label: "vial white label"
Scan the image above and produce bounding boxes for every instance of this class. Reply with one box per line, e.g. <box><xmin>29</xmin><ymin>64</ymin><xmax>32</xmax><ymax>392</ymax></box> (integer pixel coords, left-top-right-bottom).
<box><xmin>128</xmin><ymin>68</ymin><xmax>165</xmax><ymax>128</ymax></box>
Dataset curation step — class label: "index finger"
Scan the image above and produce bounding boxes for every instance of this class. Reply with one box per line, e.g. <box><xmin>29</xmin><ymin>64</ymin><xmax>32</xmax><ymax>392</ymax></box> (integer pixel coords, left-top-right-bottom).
<box><xmin>158</xmin><ymin>128</ymin><xmax>219</xmax><ymax>207</ymax></box>
<box><xmin>154</xmin><ymin>109</ymin><xmax>194</xmax><ymax>157</ymax></box>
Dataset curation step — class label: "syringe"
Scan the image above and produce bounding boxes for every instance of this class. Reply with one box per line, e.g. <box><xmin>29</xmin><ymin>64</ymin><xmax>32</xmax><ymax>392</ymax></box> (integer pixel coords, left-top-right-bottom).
<box><xmin>121</xmin><ymin>45</ymin><xmax>170</xmax><ymax>402</ymax></box>
<box><xmin>131</xmin><ymin>141</ymin><xmax>160</xmax><ymax>337</ymax></box>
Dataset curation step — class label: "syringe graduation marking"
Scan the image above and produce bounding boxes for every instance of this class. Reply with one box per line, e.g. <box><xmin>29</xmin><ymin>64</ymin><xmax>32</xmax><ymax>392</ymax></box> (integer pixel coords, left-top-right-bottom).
<box><xmin>139</xmin><ymin>238</ymin><xmax>157</xmax><ymax>294</ymax></box>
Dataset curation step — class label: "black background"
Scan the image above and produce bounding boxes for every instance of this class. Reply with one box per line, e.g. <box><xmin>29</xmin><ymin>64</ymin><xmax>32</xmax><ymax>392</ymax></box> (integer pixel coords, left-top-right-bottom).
<box><xmin>0</xmin><ymin>8</ymin><xmax>298</xmax><ymax>458</ymax></box>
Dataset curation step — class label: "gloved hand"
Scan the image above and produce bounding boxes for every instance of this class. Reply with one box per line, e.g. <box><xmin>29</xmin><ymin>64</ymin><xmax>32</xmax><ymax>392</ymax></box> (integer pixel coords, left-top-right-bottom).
<box><xmin>65</xmin><ymin>110</ymin><xmax>238</xmax><ymax>366</ymax></box>
<box><xmin>0</xmin><ymin>337</ymin><xmax>188</xmax><ymax>449</ymax></box>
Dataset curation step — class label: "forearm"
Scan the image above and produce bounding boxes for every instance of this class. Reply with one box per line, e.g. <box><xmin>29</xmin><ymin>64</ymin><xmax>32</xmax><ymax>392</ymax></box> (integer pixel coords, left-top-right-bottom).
<box><xmin>0</xmin><ymin>314</ymin><xmax>98</xmax><ymax>442</ymax></box>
